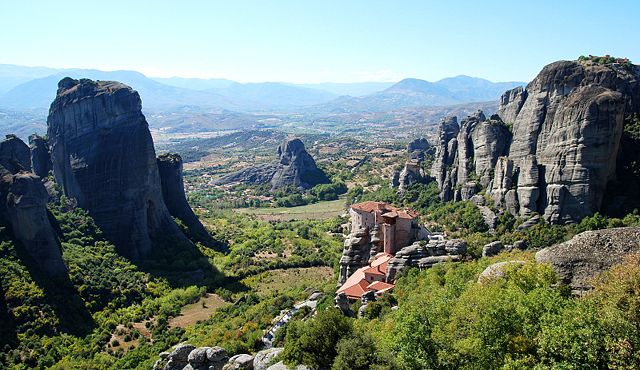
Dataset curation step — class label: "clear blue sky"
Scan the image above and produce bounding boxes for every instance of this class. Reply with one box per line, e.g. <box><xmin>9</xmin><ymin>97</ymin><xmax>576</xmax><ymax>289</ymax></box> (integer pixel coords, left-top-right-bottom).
<box><xmin>1</xmin><ymin>0</ymin><xmax>638</xmax><ymax>83</ymax></box>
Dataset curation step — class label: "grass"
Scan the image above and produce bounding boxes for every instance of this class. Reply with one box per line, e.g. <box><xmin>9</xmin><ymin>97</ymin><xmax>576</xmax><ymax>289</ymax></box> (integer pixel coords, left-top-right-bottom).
<box><xmin>235</xmin><ymin>199</ymin><xmax>346</xmax><ymax>221</ymax></box>
<box><xmin>241</xmin><ymin>266</ymin><xmax>336</xmax><ymax>297</ymax></box>
<box><xmin>168</xmin><ymin>293</ymin><xmax>228</xmax><ymax>328</ymax></box>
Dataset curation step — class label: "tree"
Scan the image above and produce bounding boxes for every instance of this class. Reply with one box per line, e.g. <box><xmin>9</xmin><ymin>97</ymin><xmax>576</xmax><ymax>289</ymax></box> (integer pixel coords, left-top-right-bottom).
<box><xmin>282</xmin><ymin>308</ymin><xmax>353</xmax><ymax>369</ymax></box>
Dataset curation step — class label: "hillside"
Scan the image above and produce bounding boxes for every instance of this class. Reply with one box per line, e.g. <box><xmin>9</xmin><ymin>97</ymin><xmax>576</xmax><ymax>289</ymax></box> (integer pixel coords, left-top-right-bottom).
<box><xmin>315</xmin><ymin>76</ymin><xmax>523</xmax><ymax>112</ymax></box>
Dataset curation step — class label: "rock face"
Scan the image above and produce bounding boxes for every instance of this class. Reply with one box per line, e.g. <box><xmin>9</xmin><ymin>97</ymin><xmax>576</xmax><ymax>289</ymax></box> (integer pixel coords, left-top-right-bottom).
<box><xmin>391</xmin><ymin>138</ymin><xmax>431</xmax><ymax>191</ymax></box>
<box><xmin>0</xmin><ymin>134</ymin><xmax>31</xmax><ymax>173</ymax></box>
<box><xmin>0</xmin><ymin>135</ymin><xmax>66</xmax><ymax>277</ymax></box>
<box><xmin>157</xmin><ymin>153</ymin><xmax>216</xmax><ymax>247</ymax></box>
<box><xmin>386</xmin><ymin>239</ymin><xmax>466</xmax><ymax>281</ymax></box>
<box><xmin>431</xmin><ymin>59</ymin><xmax>640</xmax><ymax>224</ymax></box>
<box><xmin>47</xmin><ymin>78</ymin><xmax>191</xmax><ymax>261</ymax></box>
<box><xmin>431</xmin><ymin>111</ymin><xmax>511</xmax><ymax>202</ymax></box>
<box><xmin>536</xmin><ymin>227</ymin><xmax>640</xmax><ymax>293</ymax></box>
<box><xmin>28</xmin><ymin>134</ymin><xmax>52</xmax><ymax>178</ymax></box>
<box><xmin>215</xmin><ymin>138</ymin><xmax>329</xmax><ymax>190</ymax></box>
<box><xmin>338</xmin><ymin>227</ymin><xmax>371</xmax><ymax>284</ymax></box>
<box><xmin>0</xmin><ymin>166</ymin><xmax>67</xmax><ymax>277</ymax></box>
<box><xmin>253</xmin><ymin>348</ymin><xmax>283</xmax><ymax>370</ymax></box>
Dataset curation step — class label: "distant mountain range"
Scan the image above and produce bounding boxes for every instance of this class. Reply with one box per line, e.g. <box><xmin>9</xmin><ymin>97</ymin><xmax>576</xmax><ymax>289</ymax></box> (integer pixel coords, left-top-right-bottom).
<box><xmin>0</xmin><ymin>64</ymin><xmax>524</xmax><ymax>113</ymax></box>
<box><xmin>314</xmin><ymin>77</ymin><xmax>523</xmax><ymax>113</ymax></box>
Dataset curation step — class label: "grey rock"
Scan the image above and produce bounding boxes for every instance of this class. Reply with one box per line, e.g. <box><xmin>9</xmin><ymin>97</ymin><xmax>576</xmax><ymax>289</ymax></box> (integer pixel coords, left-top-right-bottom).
<box><xmin>482</xmin><ymin>241</ymin><xmax>504</xmax><ymax>257</ymax></box>
<box><xmin>47</xmin><ymin>78</ymin><xmax>191</xmax><ymax>261</ymax></box>
<box><xmin>513</xmin><ymin>240</ymin><xmax>527</xmax><ymax>250</ymax></box>
<box><xmin>0</xmin><ymin>134</ymin><xmax>31</xmax><ymax>173</ymax></box>
<box><xmin>254</xmin><ymin>348</ymin><xmax>283</xmax><ymax>370</ymax></box>
<box><xmin>386</xmin><ymin>240</ymin><xmax>466</xmax><ymax>281</ymax></box>
<box><xmin>398</xmin><ymin>159</ymin><xmax>423</xmax><ymax>191</ymax></box>
<box><xmin>223</xmin><ymin>354</ymin><xmax>254</xmax><ymax>370</ymax></box>
<box><xmin>431</xmin><ymin>59</ymin><xmax>640</xmax><ymax>225</ymax></box>
<box><xmin>163</xmin><ymin>344</ymin><xmax>195</xmax><ymax>370</ymax></box>
<box><xmin>338</xmin><ymin>227</ymin><xmax>370</xmax><ymax>284</ymax></box>
<box><xmin>157</xmin><ymin>153</ymin><xmax>217</xmax><ymax>247</ymax></box>
<box><xmin>504</xmin><ymin>189</ymin><xmax>519</xmax><ymax>216</ymax></box>
<box><xmin>536</xmin><ymin>227</ymin><xmax>640</xmax><ymax>293</ymax></box>
<box><xmin>28</xmin><ymin>135</ymin><xmax>52</xmax><ymax>178</ymax></box>
<box><xmin>478</xmin><ymin>260</ymin><xmax>527</xmax><ymax>283</ymax></box>
<box><xmin>266</xmin><ymin>362</ymin><xmax>310</xmax><ymax>370</ymax></box>
<box><xmin>207</xmin><ymin>347</ymin><xmax>229</xmax><ymax>364</ymax></box>
<box><xmin>216</xmin><ymin>138</ymin><xmax>328</xmax><ymax>190</ymax></box>
<box><xmin>517</xmin><ymin>215</ymin><xmax>540</xmax><ymax>230</ymax></box>
<box><xmin>0</xmin><ymin>168</ymin><xmax>67</xmax><ymax>276</ymax></box>
<box><xmin>407</xmin><ymin>138</ymin><xmax>430</xmax><ymax>156</ymax></box>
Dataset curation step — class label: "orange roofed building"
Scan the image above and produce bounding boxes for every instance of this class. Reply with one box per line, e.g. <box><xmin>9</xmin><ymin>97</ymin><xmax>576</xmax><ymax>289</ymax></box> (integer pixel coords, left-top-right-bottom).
<box><xmin>337</xmin><ymin>252</ymin><xmax>395</xmax><ymax>300</ymax></box>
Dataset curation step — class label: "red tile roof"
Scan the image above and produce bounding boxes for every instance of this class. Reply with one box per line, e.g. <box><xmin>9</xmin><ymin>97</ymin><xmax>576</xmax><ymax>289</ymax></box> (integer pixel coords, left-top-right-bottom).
<box><xmin>367</xmin><ymin>281</ymin><xmax>395</xmax><ymax>293</ymax></box>
<box><xmin>351</xmin><ymin>201</ymin><xmax>398</xmax><ymax>213</ymax></box>
<box><xmin>337</xmin><ymin>253</ymin><xmax>395</xmax><ymax>299</ymax></box>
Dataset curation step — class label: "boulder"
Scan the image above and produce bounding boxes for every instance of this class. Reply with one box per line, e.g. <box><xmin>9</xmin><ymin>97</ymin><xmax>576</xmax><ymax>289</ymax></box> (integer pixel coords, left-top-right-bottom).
<box><xmin>223</xmin><ymin>354</ymin><xmax>254</xmax><ymax>370</ymax></box>
<box><xmin>478</xmin><ymin>260</ymin><xmax>527</xmax><ymax>283</ymax></box>
<box><xmin>162</xmin><ymin>343</ymin><xmax>195</xmax><ymax>370</ymax></box>
<box><xmin>254</xmin><ymin>348</ymin><xmax>283</xmax><ymax>370</ymax></box>
<box><xmin>47</xmin><ymin>78</ymin><xmax>191</xmax><ymax>261</ymax></box>
<box><xmin>266</xmin><ymin>362</ymin><xmax>310</xmax><ymax>370</ymax></box>
<box><xmin>536</xmin><ymin>227</ymin><xmax>640</xmax><ymax>293</ymax></box>
<box><xmin>482</xmin><ymin>241</ymin><xmax>504</xmax><ymax>257</ymax></box>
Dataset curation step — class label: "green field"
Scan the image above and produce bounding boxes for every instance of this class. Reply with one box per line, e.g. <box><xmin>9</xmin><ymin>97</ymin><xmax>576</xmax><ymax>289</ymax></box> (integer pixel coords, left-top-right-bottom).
<box><xmin>235</xmin><ymin>199</ymin><xmax>346</xmax><ymax>221</ymax></box>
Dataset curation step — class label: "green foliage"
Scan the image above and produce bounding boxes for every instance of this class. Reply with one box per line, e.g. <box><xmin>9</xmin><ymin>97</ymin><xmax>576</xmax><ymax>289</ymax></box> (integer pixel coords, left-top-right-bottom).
<box><xmin>281</xmin><ymin>308</ymin><xmax>353</xmax><ymax>369</ymax></box>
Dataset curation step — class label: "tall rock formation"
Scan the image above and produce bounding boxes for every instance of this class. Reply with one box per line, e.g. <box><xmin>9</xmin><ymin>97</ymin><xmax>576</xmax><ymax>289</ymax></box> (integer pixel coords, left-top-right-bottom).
<box><xmin>0</xmin><ymin>135</ymin><xmax>67</xmax><ymax>278</ymax></box>
<box><xmin>215</xmin><ymin>138</ymin><xmax>329</xmax><ymax>190</ymax></box>
<box><xmin>431</xmin><ymin>111</ymin><xmax>511</xmax><ymax>202</ymax></box>
<box><xmin>431</xmin><ymin>58</ymin><xmax>640</xmax><ymax>224</ymax></box>
<box><xmin>0</xmin><ymin>134</ymin><xmax>31</xmax><ymax>173</ymax></box>
<box><xmin>157</xmin><ymin>153</ymin><xmax>216</xmax><ymax>247</ymax></box>
<box><xmin>47</xmin><ymin>77</ymin><xmax>191</xmax><ymax>261</ymax></box>
<box><xmin>28</xmin><ymin>134</ymin><xmax>52</xmax><ymax>179</ymax></box>
<box><xmin>0</xmin><ymin>169</ymin><xmax>68</xmax><ymax>276</ymax></box>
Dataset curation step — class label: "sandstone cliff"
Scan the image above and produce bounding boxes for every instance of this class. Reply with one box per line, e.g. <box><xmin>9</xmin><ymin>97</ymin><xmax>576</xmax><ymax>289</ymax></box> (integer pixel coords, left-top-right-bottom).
<box><xmin>431</xmin><ymin>59</ymin><xmax>640</xmax><ymax>224</ymax></box>
<box><xmin>157</xmin><ymin>153</ymin><xmax>217</xmax><ymax>247</ymax></box>
<box><xmin>28</xmin><ymin>134</ymin><xmax>52</xmax><ymax>179</ymax></box>
<box><xmin>0</xmin><ymin>134</ymin><xmax>31</xmax><ymax>173</ymax></box>
<box><xmin>47</xmin><ymin>77</ymin><xmax>191</xmax><ymax>261</ymax></box>
<box><xmin>215</xmin><ymin>138</ymin><xmax>329</xmax><ymax>190</ymax></box>
<box><xmin>0</xmin><ymin>135</ymin><xmax>66</xmax><ymax>276</ymax></box>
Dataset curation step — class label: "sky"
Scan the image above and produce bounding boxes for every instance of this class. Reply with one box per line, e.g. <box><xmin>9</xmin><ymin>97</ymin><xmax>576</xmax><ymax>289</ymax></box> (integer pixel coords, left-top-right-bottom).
<box><xmin>1</xmin><ymin>0</ymin><xmax>639</xmax><ymax>84</ymax></box>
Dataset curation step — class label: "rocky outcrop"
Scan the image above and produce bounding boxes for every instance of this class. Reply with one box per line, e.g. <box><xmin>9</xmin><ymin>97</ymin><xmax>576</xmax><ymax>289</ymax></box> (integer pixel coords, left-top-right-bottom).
<box><xmin>536</xmin><ymin>227</ymin><xmax>640</xmax><ymax>293</ymax></box>
<box><xmin>47</xmin><ymin>78</ymin><xmax>191</xmax><ymax>261</ymax></box>
<box><xmin>157</xmin><ymin>153</ymin><xmax>216</xmax><ymax>247</ymax></box>
<box><xmin>223</xmin><ymin>354</ymin><xmax>254</xmax><ymax>370</ymax></box>
<box><xmin>155</xmin><ymin>345</ymin><xmax>228</xmax><ymax>370</ymax></box>
<box><xmin>28</xmin><ymin>134</ymin><xmax>52</xmax><ymax>179</ymax></box>
<box><xmin>0</xmin><ymin>134</ymin><xmax>31</xmax><ymax>173</ymax></box>
<box><xmin>397</xmin><ymin>159</ymin><xmax>423</xmax><ymax>191</ymax></box>
<box><xmin>431</xmin><ymin>59</ymin><xmax>640</xmax><ymax>224</ymax></box>
<box><xmin>386</xmin><ymin>239</ymin><xmax>466</xmax><ymax>281</ymax></box>
<box><xmin>477</xmin><ymin>260</ymin><xmax>527</xmax><ymax>283</ymax></box>
<box><xmin>0</xmin><ymin>166</ymin><xmax>67</xmax><ymax>277</ymax></box>
<box><xmin>391</xmin><ymin>138</ymin><xmax>431</xmax><ymax>191</ymax></box>
<box><xmin>215</xmin><ymin>138</ymin><xmax>328</xmax><ymax>190</ymax></box>
<box><xmin>407</xmin><ymin>138</ymin><xmax>430</xmax><ymax>159</ymax></box>
<box><xmin>338</xmin><ymin>227</ymin><xmax>370</xmax><ymax>284</ymax></box>
<box><xmin>431</xmin><ymin>111</ymin><xmax>511</xmax><ymax>202</ymax></box>
<box><xmin>253</xmin><ymin>348</ymin><xmax>283</xmax><ymax>370</ymax></box>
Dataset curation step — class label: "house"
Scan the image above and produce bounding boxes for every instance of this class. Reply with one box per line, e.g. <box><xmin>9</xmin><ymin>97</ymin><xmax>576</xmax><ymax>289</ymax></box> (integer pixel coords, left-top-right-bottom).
<box><xmin>337</xmin><ymin>252</ymin><xmax>395</xmax><ymax>300</ymax></box>
<box><xmin>349</xmin><ymin>201</ymin><xmax>426</xmax><ymax>255</ymax></box>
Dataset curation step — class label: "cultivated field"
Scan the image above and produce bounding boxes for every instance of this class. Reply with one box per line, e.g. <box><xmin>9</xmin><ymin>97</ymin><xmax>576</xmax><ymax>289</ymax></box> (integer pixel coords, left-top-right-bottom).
<box><xmin>168</xmin><ymin>293</ymin><xmax>228</xmax><ymax>328</ymax></box>
<box><xmin>235</xmin><ymin>199</ymin><xmax>346</xmax><ymax>221</ymax></box>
